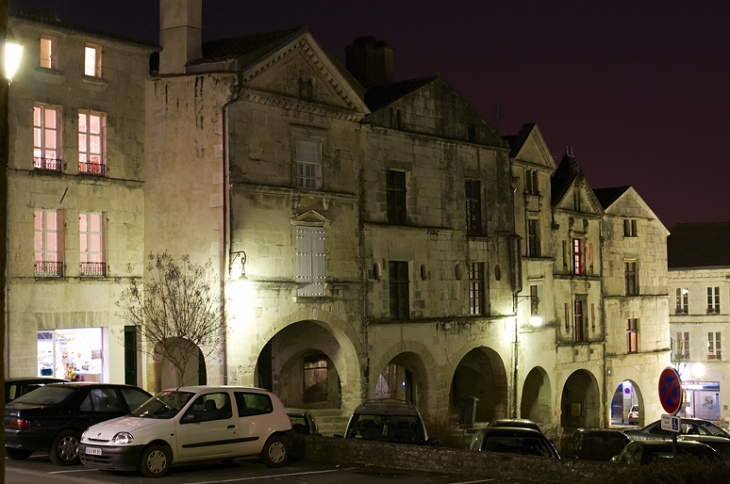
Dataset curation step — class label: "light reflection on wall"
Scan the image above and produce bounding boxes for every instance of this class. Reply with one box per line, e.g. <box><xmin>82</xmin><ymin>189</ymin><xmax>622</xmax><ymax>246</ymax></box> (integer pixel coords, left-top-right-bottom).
<box><xmin>227</xmin><ymin>278</ymin><xmax>257</xmax><ymax>328</ymax></box>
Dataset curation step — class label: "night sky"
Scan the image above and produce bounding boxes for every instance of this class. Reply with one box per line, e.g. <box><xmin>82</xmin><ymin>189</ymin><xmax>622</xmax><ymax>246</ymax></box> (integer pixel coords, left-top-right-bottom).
<box><xmin>11</xmin><ymin>0</ymin><xmax>730</xmax><ymax>230</ymax></box>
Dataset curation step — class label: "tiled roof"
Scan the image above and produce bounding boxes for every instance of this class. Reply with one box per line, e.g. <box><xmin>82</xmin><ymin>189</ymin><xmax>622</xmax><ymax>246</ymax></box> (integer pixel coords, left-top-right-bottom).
<box><xmin>363</xmin><ymin>76</ymin><xmax>437</xmax><ymax>111</ymax></box>
<box><xmin>668</xmin><ymin>221</ymin><xmax>730</xmax><ymax>268</ymax></box>
<box><xmin>189</xmin><ymin>27</ymin><xmax>304</xmax><ymax>66</ymax></box>
<box><xmin>593</xmin><ymin>186</ymin><xmax>630</xmax><ymax>210</ymax></box>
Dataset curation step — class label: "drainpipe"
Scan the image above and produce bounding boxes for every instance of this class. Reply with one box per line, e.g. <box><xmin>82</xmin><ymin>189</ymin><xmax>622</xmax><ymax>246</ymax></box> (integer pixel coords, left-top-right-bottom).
<box><xmin>509</xmin><ymin>158</ymin><xmax>520</xmax><ymax>419</ymax></box>
<box><xmin>599</xmin><ymin>219</ymin><xmax>608</xmax><ymax>427</ymax></box>
<box><xmin>220</xmin><ymin>75</ymin><xmax>242</xmax><ymax>385</ymax></box>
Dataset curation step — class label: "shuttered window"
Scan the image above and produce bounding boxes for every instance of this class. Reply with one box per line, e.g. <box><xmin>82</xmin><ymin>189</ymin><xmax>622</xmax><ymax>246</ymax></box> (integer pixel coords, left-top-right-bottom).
<box><xmin>296</xmin><ymin>226</ymin><xmax>325</xmax><ymax>297</ymax></box>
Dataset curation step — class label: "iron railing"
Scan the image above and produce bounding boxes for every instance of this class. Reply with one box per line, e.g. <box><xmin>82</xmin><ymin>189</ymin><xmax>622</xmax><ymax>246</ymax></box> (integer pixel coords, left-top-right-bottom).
<box><xmin>34</xmin><ymin>157</ymin><xmax>63</xmax><ymax>172</ymax></box>
<box><xmin>80</xmin><ymin>262</ymin><xmax>107</xmax><ymax>276</ymax></box>
<box><xmin>35</xmin><ymin>261</ymin><xmax>64</xmax><ymax>277</ymax></box>
<box><xmin>78</xmin><ymin>162</ymin><xmax>106</xmax><ymax>176</ymax></box>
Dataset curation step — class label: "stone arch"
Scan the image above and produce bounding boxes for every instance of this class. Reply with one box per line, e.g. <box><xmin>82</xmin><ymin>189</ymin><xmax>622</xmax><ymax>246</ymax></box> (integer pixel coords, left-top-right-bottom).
<box><xmin>253</xmin><ymin>309</ymin><xmax>362</xmax><ymax>413</ymax></box>
<box><xmin>449</xmin><ymin>347</ymin><xmax>509</xmax><ymax>423</ymax></box>
<box><xmin>609</xmin><ymin>379</ymin><xmax>645</xmax><ymax>427</ymax></box>
<box><xmin>152</xmin><ymin>338</ymin><xmax>206</xmax><ymax>393</ymax></box>
<box><xmin>521</xmin><ymin>366</ymin><xmax>552</xmax><ymax>430</ymax></box>
<box><xmin>371</xmin><ymin>340</ymin><xmax>438</xmax><ymax>405</ymax></box>
<box><xmin>560</xmin><ymin>369</ymin><xmax>601</xmax><ymax>433</ymax></box>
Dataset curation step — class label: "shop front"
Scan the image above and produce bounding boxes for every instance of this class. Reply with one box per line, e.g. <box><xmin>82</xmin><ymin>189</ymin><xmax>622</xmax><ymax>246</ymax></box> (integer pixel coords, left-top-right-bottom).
<box><xmin>38</xmin><ymin>328</ymin><xmax>107</xmax><ymax>382</ymax></box>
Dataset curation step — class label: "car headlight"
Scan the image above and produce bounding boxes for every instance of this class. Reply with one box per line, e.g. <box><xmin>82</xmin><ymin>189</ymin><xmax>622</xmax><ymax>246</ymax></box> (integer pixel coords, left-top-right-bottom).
<box><xmin>111</xmin><ymin>432</ymin><xmax>134</xmax><ymax>445</ymax></box>
<box><xmin>81</xmin><ymin>429</ymin><xmax>88</xmax><ymax>441</ymax></box>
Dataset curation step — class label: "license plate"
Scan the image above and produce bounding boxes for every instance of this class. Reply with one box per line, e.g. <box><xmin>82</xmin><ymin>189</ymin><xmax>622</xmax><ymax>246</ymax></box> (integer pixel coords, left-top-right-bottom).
<box><xmin>85</xmin><ymin>447</ymin><xmax>102</xmax><ymax>456</ymax></box>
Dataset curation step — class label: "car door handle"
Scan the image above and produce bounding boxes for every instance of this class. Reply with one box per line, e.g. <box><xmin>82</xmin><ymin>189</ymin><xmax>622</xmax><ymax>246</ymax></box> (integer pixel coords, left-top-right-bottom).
<box><xmin>227</xmin><ymin>425</ymin><xmax>236</xmax><ymax>429</ymax></box>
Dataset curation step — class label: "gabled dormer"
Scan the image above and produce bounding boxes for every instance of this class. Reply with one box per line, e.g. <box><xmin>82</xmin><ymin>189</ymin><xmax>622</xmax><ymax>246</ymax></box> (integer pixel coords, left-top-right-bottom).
<box><xmin>507</xmin><ymin>123</ymin><xmax>556</xmax><ymax>198</ymax></box>
<box><xmin>551</xmin><ymin>147</ymin><xmax>603</xmax><ymax>218</ymax></box>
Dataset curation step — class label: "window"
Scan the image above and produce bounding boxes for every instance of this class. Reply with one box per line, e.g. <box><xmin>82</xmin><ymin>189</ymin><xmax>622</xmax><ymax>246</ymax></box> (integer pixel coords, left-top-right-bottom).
<box><xmin>34</xmin><ymin>210</ymin><xmax>63</xmax><ymax>276</ymax></box>
<box><xmin>675</xmin><ymin>332</ymin><xmax>690</xmax><ymax>360</ymax></box>
<box><xmin>574</xmin><ymin>300</ymin><xmax>585</xmax><ymax>342</ymax></box>
<box><xmin>80</xmin><ymin>212</ymin><xmax>105</xmax><ymax>276</ymax></box>
<box><xmin>626</xmin><ymin>318</ymin><xmax>638</xmax><ymax>354</ymax></box>
<box><xmin>295</xmin><ymin>138</ymin><xmax>322</xmax><ymax>190</ymax></box>
<box><xmin>676</xmin><ymin>288</ymin><xmax>688</xmax><ymax>314</ymax></box>
<box><xmin>624</xmin><ymin>219</ymin><xmax>638</xmax><ymax>237</ymax></box>
<box><xmin>468</xmin><ymin>262</ymin><xmax>484</xmax><ymax>315</ymax></box>
<box><xmin>303</xmin><ymin>354</ymin><xmax>328</xmax><ymax>404</ymax></box>
<box><xmin>296</xmin><ymin>226</ymin><xmax>325</xmax><ymax>297</ymax></box>
<box><xmin>573</xmin><ymin>190</ymin><xmax>581</xmax><ymax>212</ymax></box>
<box><xmin>465</xmin><ymin>179</ymin><xmax>482</xmax><ymax>235</ymax></box>
<box><xmin>84</xmin><ymin>43</ymin><xmax>102</xmax><ymax>78</ymax></box>
<box><xmin>572</xmin><ymin>238</ymin><xmax>584</xmax><ymax>275</ymax></box>
<box><xmin>389</xmin><ymin>261</ymin><xmax>409</xmax><ymax>319</ymax></box>
<box><xmin>707</xmin><ymin>287</ymin><xmax>720</xmax><ymax>314</ymax></box>
<box><xmin>78</xmin><ymin>111</ymin><xmax>106</xmax><ymax>176</ymax></box>
<box><xmin>530</xmin><ymin>285</ymin><xmax>540</xmax><ymax>318</ymax></box>
<box><xmin>526</xmin><ymin>169</ymin><xmax>539</xmax><ymax>195</ymax></box>
<box><xmin>184</xmin><ymin>393</ymin><xmax>233</xmax><ymax>422</ymax></box>
<box><xmin>386</xmin><ymin>171</ymin><xmax>407</xmax><ymax>225</ymax></box>
<box><xmin>40</xmin><ymin>38</ymin><xmax>54</xmax><ymax>69</ymax></box>
<box><xmin>33</xmin><ymin>104</ymin><xmax>62</xmax><ymax>171</ymax></box>
<box><xmin>708</xmin><ymin>332</ymin><xmax>722</xmax><ymax>360</ymax></box>
<box><xmin>527</xmin><ymin>219</ymin><xmax>540</xmax><ymax>257</ymax></box>
<box><xmin>625</xmin><ymin>260</ymin><xmax>638</xmax><ymax>296</ymax></box>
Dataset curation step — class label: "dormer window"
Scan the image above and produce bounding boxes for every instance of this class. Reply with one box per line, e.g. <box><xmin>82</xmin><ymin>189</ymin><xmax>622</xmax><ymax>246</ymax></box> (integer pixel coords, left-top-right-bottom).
<box><xmin>84</xmin><ymin>43</ymin><xmax>102</xmax><ymax>78</ymax></box>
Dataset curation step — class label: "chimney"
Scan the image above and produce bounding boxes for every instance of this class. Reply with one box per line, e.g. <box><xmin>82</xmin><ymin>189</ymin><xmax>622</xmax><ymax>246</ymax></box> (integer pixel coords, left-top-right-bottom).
<box><xmin>346</xmin><ymin>36</ymin><xmax>393</xmax><ymax>89</ymax></box>
<box><xmin>159</xmin><ymin>0</ymin><xmax>202</xmax><ymax>74</ymax></box>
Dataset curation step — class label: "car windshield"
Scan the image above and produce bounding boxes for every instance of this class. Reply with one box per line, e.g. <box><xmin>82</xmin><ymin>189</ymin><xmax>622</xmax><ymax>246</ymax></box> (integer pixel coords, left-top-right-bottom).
<box><xmin>131</xmin><ymin>391</ymin><xmax>195</xmax><ymax>419</ymax></box>
<box><xmin>483</xmin><ymin>435</ymin><xmax>556</xmax><ymax>457</ymax></box>
<box><xmin>10</xmin><ymin>385</ymin><xmax>74</xmax><ymax>405</ymax></box>
<box><xmin>346</xmin><ymin>414</ymin><xmax>425</xmax><ymax>444</ymax></box>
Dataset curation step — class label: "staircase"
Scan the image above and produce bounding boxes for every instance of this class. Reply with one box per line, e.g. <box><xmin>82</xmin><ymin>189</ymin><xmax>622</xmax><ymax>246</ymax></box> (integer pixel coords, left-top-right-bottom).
<box><xmin>310</xmin><ymin>408</ymin><xmax>350</xmax><ymax>436</ymax></box>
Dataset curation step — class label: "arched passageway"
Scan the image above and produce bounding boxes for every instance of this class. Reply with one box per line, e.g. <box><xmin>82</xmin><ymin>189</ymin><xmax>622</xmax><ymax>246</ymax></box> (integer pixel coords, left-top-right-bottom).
<box><xmin>521</xmin><ymin>366</ymin><xmax>552</xmax><ymax>429</ymax></box>
<box><xmin>154</xmin><ymin>338</ymin><xmax>206</xmax><ymax>392</ymax></box>
<box><xmin>610</xmin><ymin>380</ymin><xmax>644</xmax><ymax>426</ymax></box>
<box><xmin>560</xmin><ymin>369</ymin><xmax>600</xmax><ymax>432</ymax></box>
<box><xmin>374</xmin><ymin>351</ymin><xmax>428</xmax><ymax>409</ymax></box>
<box><xmin>450</xmin><ymin>347</ymin><xmax>508</xmax><ymax>423</ymax></box>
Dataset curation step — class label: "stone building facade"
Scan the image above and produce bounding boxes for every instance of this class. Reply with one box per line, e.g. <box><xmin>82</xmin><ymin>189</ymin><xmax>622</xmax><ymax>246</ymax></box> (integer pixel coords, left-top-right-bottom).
<box><xmin>5</xmin><ymin>0</ymin><xmax>671</xmax><ymax>438</ymax></box>
<box><xmin>668</xmin><ymin>222</ymin><xmax>730</xmax><ymax>425</ymax></box>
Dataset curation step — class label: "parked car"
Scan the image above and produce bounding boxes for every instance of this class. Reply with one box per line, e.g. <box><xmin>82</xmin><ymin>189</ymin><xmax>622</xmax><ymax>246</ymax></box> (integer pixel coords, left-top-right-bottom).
<box><xmin>627</xmin><ymin>405</ymin><xmax>639</xmax><ymax>425</ymax></box>
<box><xmin>569</xmin><ymin>428</ymin><xmax>630</xmax><ymax>461</ymax></box>
<box><xmin>4</xmin><ymin>377</ymin><xmax>68</xmax><ymax>403</ymax></box>
<box><xmin>4</xmin><ymin>382</ymin><xmax>152</xmax><ymax>465</ymax></box>
<box><xmin>624</xmin><ymin>417</ymin><xmax>730</xmax><ymax>441</ymax></box>
<box><xmin>611</xmin><ymin>439</ymin><xmax>723</xmax><ymax>465</ymax></box>
<box><xmin>468</xmin><ymin>427</ymin><xmax>560</xmax><ymax>459</ymax></box>
<box><xmin>287</xmin><ymin>408</ymin><xmax>319</xmax><ymax>435</ymax></box>
<box><xmin>679</xmin><ymin>435</ymin><xmax>730</xmax><ymax>464</ymax></box>
<box><xmin>487</xmin><ymin>418</ymin><xmax>542</xmax><ymax>433</ymax></box>
<box><xmin>343</xmin><ymin>399</ymin><xmax>439</xmax><ymax>446</ymax></box>
<box><xmin>79</xmin><ymin>386</ymin><xmax>293</xmax><ymax>477</ymax></box>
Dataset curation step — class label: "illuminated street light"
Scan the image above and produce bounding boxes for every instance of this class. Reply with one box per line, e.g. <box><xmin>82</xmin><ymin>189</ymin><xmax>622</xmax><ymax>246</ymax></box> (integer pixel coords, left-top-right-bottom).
<box><xmin>692</xmin><ymin>363</ymin><xmax>705</xmax><ymax>378</ymax></box>
<box><xmin>3</xmin><ymin>30</ymin><xmax>23</xmax><ymax>81</ymax></box>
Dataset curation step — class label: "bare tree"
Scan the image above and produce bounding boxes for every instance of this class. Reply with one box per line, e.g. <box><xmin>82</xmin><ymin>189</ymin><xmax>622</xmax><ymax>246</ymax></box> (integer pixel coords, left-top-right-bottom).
<box><xmin>117</xmin><ymin>252</ymin><xmax>222</xmax><ymax>387</ymax></box>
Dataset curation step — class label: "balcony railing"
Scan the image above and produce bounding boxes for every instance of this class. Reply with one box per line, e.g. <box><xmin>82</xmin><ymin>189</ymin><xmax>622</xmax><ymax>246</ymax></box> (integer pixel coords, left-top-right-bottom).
<box><xmin>35</xmin><ymin>261</ymin><xmax>64</xmax><ymax>277</ymax></box>
<box><xmin>80</xmin><ymin>262</ymin><xmax>107</xmax><ymax>277</ymax></box>
<box><xmin>78</xmin><ymin>162</ymin><xmax>106</xmax><ymax>176</ymax></box>
<box><xmin>34</xmin><ymin>157</ymin><xmax>63</xmax><ymax>172</ymax></box>
<box><xmin>707</xmin><ymin>307</ymin><xmax>720</xmax><ymax>314</ymax></box>
<box><xmin>675</xmin><ymin>308</ymin><xmax>688</xmax><ymax>315</ymax></box>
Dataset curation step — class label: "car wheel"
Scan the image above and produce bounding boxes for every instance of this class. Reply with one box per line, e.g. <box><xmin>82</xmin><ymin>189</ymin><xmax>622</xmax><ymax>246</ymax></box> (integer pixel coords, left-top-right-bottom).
<box><xmin>49</xmin><ymin>429</ymin><xmax>81</xmax><ymax>466</ymax></box>
<box><xmin>260</xmin><ymin>435</ymin><xmax>289</xmax><ymax>468</ymax></box>
<box><xmin>139</xmin><ymin>444</ymin><xmax>172</xmax><ymax>478</ymax></box>
<box><xmin>5</xmin><ymin>448</ymin><xmax>33</xmax><ymax>460</ymax></box>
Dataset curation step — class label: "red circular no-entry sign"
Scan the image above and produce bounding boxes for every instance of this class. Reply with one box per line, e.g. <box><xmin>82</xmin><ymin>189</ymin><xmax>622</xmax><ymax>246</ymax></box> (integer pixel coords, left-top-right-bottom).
<box><xmin>658</xmin><ymin>367</ymin><xmax>682</xmax><ymax>415</ymax></box>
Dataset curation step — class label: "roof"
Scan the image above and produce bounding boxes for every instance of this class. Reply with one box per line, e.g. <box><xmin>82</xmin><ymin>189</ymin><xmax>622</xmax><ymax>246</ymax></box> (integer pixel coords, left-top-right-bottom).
<box><xmin>10</xmin><ymin>8</ymin><xmax>157</xmax><ymax>49</ymax></box>
<box><xmin>667</xmin><ymin>221</ymin><xmax>730</xmax><ymax>269</ymax></box>
<box><xmin>504</xmin><ymin>123</ymin><xmax>537</xmax><ymax>159</ymax></box>
<box><xmin>550</xmin><ymin>149</ymin><xmax>584</xmax><ymax>206</ymax></box>
<box><xmin>593</xmin><ymin>186</ymin><xmax>631</xmax><ymax>210</ymax></box>
<box><xmin>189</xmin><ymin>27</ymin><xmax>304</xmax><ymax>66</ymax></box>
<box><xmin>363</xmin><ymin>76</ymin><xmax>437</xmax><ymax>111</ymax></box>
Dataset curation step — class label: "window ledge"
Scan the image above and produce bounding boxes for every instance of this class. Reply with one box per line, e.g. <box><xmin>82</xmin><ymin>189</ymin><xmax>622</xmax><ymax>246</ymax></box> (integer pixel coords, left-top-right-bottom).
<box><xmin>34</xmin><ymin>67</ymin><xmax>66</xmax><ymax>84</ymax></box>
<box><xmin>82</xmin><ymin>75</ymin><xmax>108</xmax><ymax>90</ymax></box>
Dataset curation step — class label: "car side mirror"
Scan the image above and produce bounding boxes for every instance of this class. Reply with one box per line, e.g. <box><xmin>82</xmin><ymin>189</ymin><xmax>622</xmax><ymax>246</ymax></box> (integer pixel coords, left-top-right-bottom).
<box><xmin>180</xmin><ymin>412</ymin><xmax>200</xmax><ymax>424</ymax></box>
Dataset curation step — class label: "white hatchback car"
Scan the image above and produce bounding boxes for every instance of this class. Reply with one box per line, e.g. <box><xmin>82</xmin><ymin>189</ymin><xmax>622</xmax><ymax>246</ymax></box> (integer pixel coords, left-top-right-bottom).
<box><xmin>79</xmin><ymin>386</ymin><xmax>293</xmax><ymax>477</ymax></box>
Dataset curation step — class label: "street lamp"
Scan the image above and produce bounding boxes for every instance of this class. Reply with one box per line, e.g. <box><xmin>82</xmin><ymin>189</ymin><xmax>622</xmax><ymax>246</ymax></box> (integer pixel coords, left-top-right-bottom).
<box><xmin>3</xmin><ymin>29</ymin><xmax>23</xmax><ymax>81</ymax></box>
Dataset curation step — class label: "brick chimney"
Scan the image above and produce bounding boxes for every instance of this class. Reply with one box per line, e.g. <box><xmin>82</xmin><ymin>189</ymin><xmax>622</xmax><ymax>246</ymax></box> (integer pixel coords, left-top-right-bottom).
<box><xmin>345</xmin><ymin>36</ymin><xmax>393</xmax><ymax>89</ymax></box>
<box><xmin>159</xmin><ymin>0</ymin><xmax>202</xmax><ymax>74</ymax></box>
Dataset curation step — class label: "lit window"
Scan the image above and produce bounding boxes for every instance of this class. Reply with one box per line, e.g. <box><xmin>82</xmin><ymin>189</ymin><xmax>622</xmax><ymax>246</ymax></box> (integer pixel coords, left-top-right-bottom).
<box><xmin>468</xmin><ymin>262</ymin><xmax>484</xmax><ymax>315</ymax></box>
<box><xmin>40</xmin><ymin>38</ymin><xmax>54</xmax><ymax>69</ymax></box>
<box><xmin>572</xmin><ymin>238</ymin><xmax>584</xmax><ymax>275</ymax></box>
<box><xmin>465</xmin><ymin>179</ymin><xmax>482</xmax><ymax>235</ymax></box>
<box><xmin>708</xmin><ymin>332</ymin><xmax>722</xmax><ymax>360</ymax></box>
<box><xmin>33</xmin><ymin>104</ymin><xmax>62</xmax><ymax>171</ymax></box>
<box><xmin>626</xmin><ymin>318</ymin><xmax>639</xmax><ymax>354</ymax></box>
<box><xmin>675</xmin><ymin>332</ymin><xmax>690</xmax><ymax>360</ymax></box>
<box><xmin>296</xmin><ymin>226</ymin><xmax>325</xmax><ymax>297</ymax></box>
<box><xmin>295</xmin><ymin>138</ymin><xmax>322</xmax><ymax>190</ymax></box>
<box><xmin>34</xmin><ymin>210</ymin><xmax>63</xmax><ymax>276</ymax></box>
<box><xmin>675</xmin><ymin>288</ymin><xmax>688</xmax><ymax>314</ymax></box>
<box><xmin>707</xmin><ymin>287</ymin><xmax>720</xmax><ymax>314</ymax></box>
<box><xmin>78</xmin><ymin>111</ymin><xmax>106</xmax><ymax>176</ymax></box>
<box><xmin>84</xmin><ymin>43</ymin><xmax>101</xmax><ymax>78</ymax></box>
<box><xmin>80</xmin><ymin>212</ymin><xmax>105</xmax><ymax>276</ymax></box>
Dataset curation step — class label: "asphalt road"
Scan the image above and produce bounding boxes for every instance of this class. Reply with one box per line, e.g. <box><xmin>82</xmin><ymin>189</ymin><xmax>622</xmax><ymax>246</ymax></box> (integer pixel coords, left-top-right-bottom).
<box><xmin>5</xmin><ymin>453</ymin><xmax>519</xmax><ymax>484</ymax></box>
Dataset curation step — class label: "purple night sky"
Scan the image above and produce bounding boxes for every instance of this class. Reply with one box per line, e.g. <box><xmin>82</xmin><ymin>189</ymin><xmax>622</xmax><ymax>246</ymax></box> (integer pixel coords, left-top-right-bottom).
<box><xmin>11</xmin><ymin>0</ymin><xmax>730</xmax><ymax>230</ymax></box>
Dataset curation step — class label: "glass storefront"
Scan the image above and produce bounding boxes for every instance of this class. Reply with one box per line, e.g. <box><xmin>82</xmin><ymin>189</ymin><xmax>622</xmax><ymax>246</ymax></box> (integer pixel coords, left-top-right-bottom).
<box><xmin>38</xmin><ymin>328</ymin><xmax>105</xmax><ymax>382</ymax></box>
